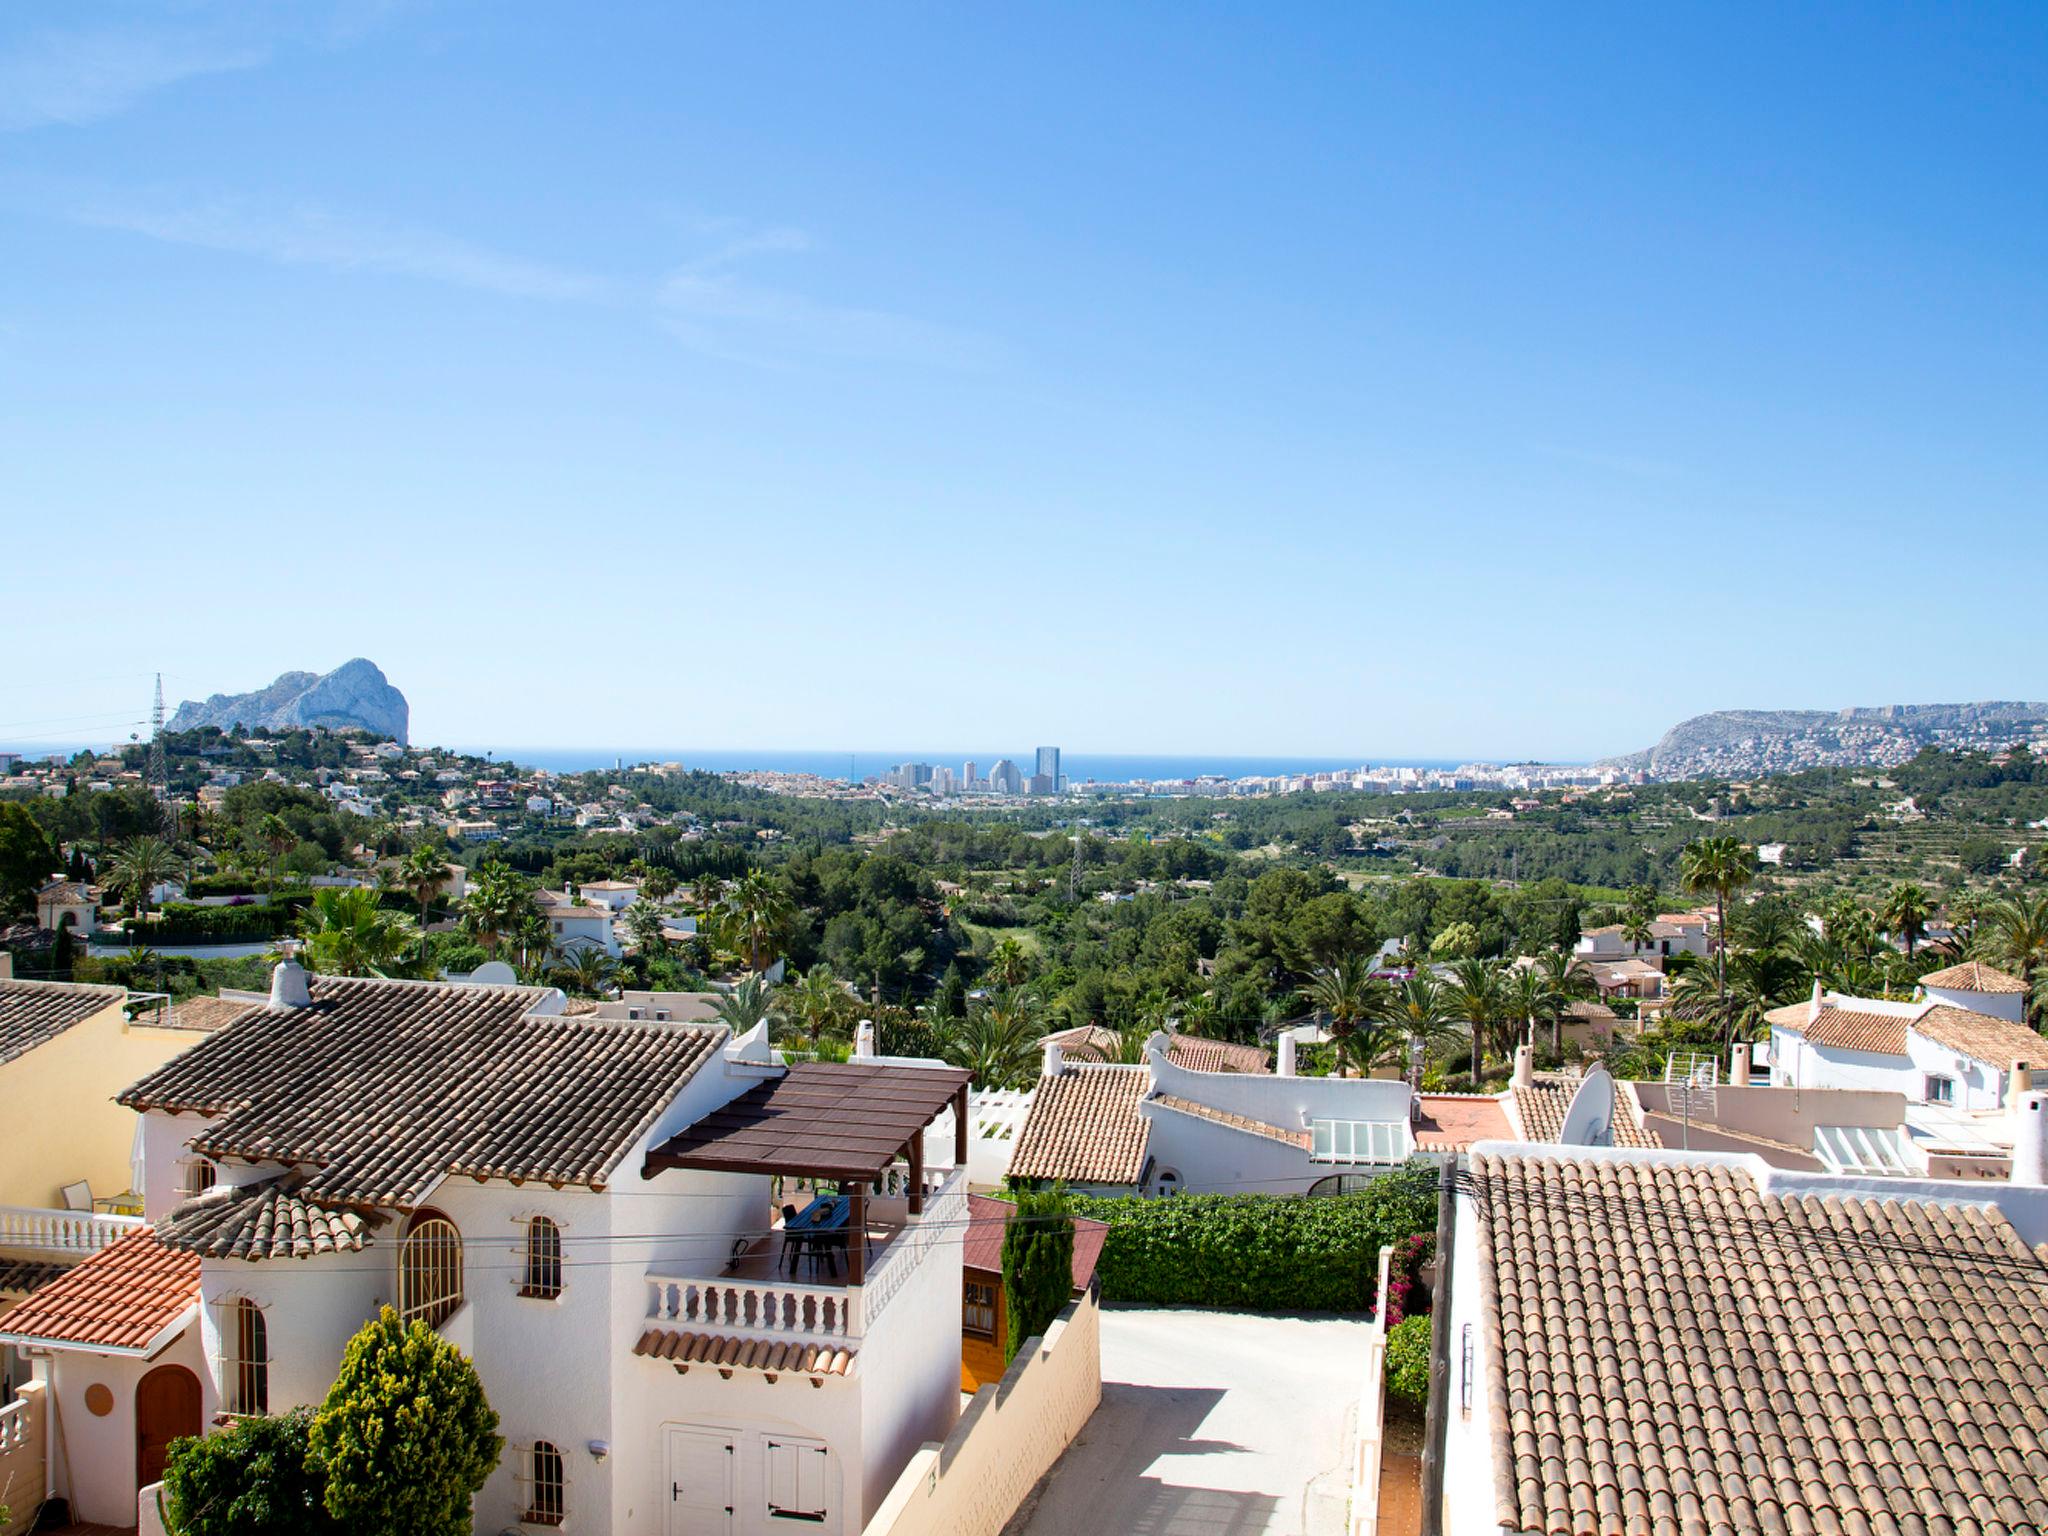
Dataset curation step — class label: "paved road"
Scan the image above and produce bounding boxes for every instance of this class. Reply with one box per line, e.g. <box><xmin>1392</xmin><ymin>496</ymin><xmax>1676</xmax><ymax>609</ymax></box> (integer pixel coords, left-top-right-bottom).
<box><xmin>1006</xmin><ymin>1307</ymin><xmax>1371</xmax><ymax>1536</ymax></box>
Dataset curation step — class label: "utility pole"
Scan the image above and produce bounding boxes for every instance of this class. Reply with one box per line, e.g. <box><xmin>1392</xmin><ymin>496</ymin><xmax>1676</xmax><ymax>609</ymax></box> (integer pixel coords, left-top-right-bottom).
<box><xmin>147</xmin><ymin>673</ymin><xmax>170</xmax><ymax>828</ymax></box>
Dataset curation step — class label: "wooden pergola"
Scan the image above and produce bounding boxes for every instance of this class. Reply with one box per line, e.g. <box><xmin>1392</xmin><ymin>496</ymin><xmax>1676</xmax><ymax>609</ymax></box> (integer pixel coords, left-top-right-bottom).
<box><xmin>643</xmin><ymin>1061</ymin><xmax>972</xmax><ymax>1284</ymax></box>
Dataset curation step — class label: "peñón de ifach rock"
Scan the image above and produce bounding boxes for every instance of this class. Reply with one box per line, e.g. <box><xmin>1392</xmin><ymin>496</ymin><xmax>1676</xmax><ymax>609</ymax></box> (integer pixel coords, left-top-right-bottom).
<box><xmin>167</xmin><ymin>659</ymin><xmax>410</xmax><ymax>743</ymax></box>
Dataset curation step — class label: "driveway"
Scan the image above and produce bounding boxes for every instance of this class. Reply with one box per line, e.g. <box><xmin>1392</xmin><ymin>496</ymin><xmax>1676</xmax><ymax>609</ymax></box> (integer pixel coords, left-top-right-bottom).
<box><xmin>1005</xmin><ymin>1307</ymin><xmax>1371</xmax><ymax>1536</ymax></box>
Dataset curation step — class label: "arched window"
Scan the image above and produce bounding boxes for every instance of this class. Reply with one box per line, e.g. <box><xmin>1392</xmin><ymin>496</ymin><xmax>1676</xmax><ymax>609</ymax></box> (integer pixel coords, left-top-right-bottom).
<box><xmin>398</xmin><ymin>1211</ymin><xmax>463</xmax><ymax>1328</ymax></box>
<box><xmin>520</xmin><ymin>1216</ymin><xmax>563</xmax><ymax>1299</ymax></box>
<box><xmin>180</xmin><ymin>1158</ymin><xmax>217</xmax><ymax>1198</ymax></box>
<box><xmin>222</xmin><ymin>1299</ymin><xmax>268</xmax><ymax>1415</ymax></box>
<box><xmin>524</xmin><ymin>1440</ymin><xmax>566</xmax><ymax>1526</ymax></box>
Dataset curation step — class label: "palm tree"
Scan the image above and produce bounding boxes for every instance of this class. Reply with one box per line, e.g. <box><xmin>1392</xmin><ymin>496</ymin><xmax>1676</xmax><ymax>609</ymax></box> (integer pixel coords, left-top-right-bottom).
<box><xmin>711</xmin><ymin>973</ymin><xmax>775</xmax><ymax>1035</ymax></box>
<box><xmin>940</xmin><ymin>987</ymin><xmax>1043</xmax><ymax>1089</ymax></box>
<box><xmin>1680</xmin><ymin>836</ymin><xmax>1755</xmax><ymax>999</ymax></box>
<box><xmin>1669</xmin><ymin>946</ymin><xmax>1803</xmax><ymax>1049</ymax></box>
<box><xmin>1382</xmin><ymin>971</ymin><xmax>1456</xmax><ymax>1067</ymax></box>
<box><xmin>1879</xmin><ymin>882</ymin><xmax>1935</xmax><ymax>957</ymax></box>
<box><xmin>1446</xmin><ymin>956</ymin><xmax>1507</xmax><ymax>1086</ymax></box>
<box><xmin>722</xmin><ymin>871</ymin><xmax>795</xmax><ymax>974</ymax></box>
<box><xmin>108</xmin><ymin>835</ymin><xmax>179</xmax><ymax>925</ymax></box>
<box><xmin>640</xmin><ymin>868</ymin><xmax>679</xmax><ymax>906</ymax></box>
<box><xmin>622</xmin><ymin>899</ymin><xmax>670</xmax><ymax>958</ymax></box>
<box><xmin>397</xmin><ymin>840</ymin><xmax>448</xmax><ymax>960</ymax></box>
<box><xmin>778</xmin><ymin>965</ymin><xmax>851</xmax><ymax>1052</ymax></box>
<box><xmin>461</xmin><ymin>860</ymin><xmax>534</xmax><ymax>958</ymax></box>
<box><xmin>254</xmin><ymin>813</ymin><xmax>295</xmax><ymax>902</ymax></box>
<box><xmin>1502</xmin><ymin>963</ymin><xmax>1562</xmax><ymax>1059</ymax></box>
<box><xmin>552</xmin><ymin>945</ymin><xmax>619</xmax><ymax>998</ymax></box>
<box><xmin>296</xmin><ymin>887</ymin><xmax>418</xmax><ymax>977</ymax></box>
<box><xmin>985</xmin><ymin>935</ymin><xmax>1032</xmax><ymax>989</ymax></box>
<box><xmin>1619</xmin><ymin>911</ymin><xmax>1655</xmax><ymax>958</ymax></box>
<box><xmin>1298</xmin><ymin>962</ymin><xmax>1397</xmax><ymax>1077</ymax></box>
<box><xmin>1976</xmin><ymin>893</ymin><xmax>2048</xmax><ymax>1025</ymax></box>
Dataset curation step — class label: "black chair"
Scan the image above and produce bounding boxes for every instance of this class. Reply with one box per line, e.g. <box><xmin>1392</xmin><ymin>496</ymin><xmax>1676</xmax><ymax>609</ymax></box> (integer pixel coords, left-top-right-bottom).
<box><xmin>779</xmin><ymin>1203</ymin><xmax>802</xmax><ymax>1275</ymax></box>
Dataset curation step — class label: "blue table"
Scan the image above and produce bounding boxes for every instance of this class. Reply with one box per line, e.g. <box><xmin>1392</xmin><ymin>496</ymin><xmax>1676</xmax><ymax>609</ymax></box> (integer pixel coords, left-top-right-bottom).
<box><xmin>781</xmin><ymin>1196</ymin><xmax>850</xmax><ymax>1276</ymax></box>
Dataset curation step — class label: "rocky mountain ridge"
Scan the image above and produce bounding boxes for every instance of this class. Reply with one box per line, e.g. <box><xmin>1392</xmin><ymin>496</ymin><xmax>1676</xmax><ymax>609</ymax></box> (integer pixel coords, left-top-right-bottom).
<box><xmin>1603</xmin><ymin>701</ymin><xmax>2048</xmax><ymax>780</ymax></box>
<box><xmin>168</xmin><ymin>659</ymin><xmax>409</xmax><ymax>743</ymax></box>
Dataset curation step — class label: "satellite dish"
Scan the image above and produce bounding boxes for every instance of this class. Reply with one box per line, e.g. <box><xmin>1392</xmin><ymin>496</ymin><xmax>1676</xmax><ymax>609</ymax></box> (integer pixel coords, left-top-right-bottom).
<box><xmin>468</xmin><ymin>960</ymin><xmax>518</xmax><ymax>987</ymax></box>
<box><xmin>1556</xmin><ymin>1066</ymin><xmax>1617</xmax><ymax>1147</ymax></box>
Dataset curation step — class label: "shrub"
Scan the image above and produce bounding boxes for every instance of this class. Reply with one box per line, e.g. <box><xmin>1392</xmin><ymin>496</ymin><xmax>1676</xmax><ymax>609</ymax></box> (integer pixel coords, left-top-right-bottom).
<box><xmin>310</xmin><ymin>1306</ymin><xmax>502</xmax><ymax>1536</ymax></box>
<box><xmin>1003</xmin><ymin>1187</ymin><xmax>1076</xmax><ymax>1364</ymax></box>
<box><xmin>1385</xmin><ymin>1314</ymin><xmax>1433</xmax><ymax>1407</ymax></box>
<box><xmin>163</xmin><ymin>1408</ymin><xmax>334</xmax><ymax>1536</ymax></box>
<box><xmin>1057</xmin><ymin>1160</ymin><xmax>1438</xmax><ymax>1312</ymax></box>
<box><xmin>878</xmin><ymin>1016</ymin><xmax>940</xmax><ymax>1058</ymax></box>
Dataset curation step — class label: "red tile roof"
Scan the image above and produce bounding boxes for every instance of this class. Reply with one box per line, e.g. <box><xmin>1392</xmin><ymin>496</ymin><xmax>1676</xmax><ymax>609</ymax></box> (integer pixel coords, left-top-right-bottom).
<box><xmin>633</xmin><ymin>1328</ymin><xmax>855</xmax><ymax>1379</ymax></box>
<box><xmin>1414</xmin><ymin>1094</ymin><xmax>1513</xmax><ymax>1151</ymax></box>
<box><xmin>1008</xmin><ymin>1065</ymin><xmax>1150</xmax><ymax>1186</ymax></box>
<box><xmin>1921</xmin><ymin>961</ymin><xmax>2029</xmax><ymax>995</ymax></box>
<box><xmin>961</xmin><ymin>1193</ymin><xmax>1108</xmax><ymax>1292</ymax></box>
<box><xmin>0</xmin><ymin>1228</ymin><xmax>197</xmax><ymax>1354</ymax></box>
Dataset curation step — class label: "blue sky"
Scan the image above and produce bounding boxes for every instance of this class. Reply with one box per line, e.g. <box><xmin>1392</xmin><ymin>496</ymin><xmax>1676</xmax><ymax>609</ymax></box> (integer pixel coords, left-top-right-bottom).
<box><xmin>4</xmin><ymin>3</ymin><xmax>2045</xmax><ymax>761</ymax></box>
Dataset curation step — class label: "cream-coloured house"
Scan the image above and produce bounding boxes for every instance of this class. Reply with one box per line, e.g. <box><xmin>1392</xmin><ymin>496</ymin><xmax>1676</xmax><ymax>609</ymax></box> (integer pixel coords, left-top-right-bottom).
<box><xmin>0</xmin><ymin>979</ymin><xmax>214</xmax><ymax>1210</ymax></box>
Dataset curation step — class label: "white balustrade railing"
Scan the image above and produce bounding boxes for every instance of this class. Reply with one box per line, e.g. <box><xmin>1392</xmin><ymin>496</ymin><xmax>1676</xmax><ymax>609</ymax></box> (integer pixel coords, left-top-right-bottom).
<box><xmin>859</xmin><ymin>1165</ymin><xmax>965</xmax><ymax>1330</ymax></box>
<box><xmin>646</xmin><ymin>1274</ymin><xmax>854</xmax><ymax>1340</ymax></box>
<box><xmin>0</xmin><ymin>1395</ymin><xmax>31</xmax><ymax>1454</ymax></box>
<box><xmin>0</xmin><ymin>1204</ymin><xmax>142</xmax><ymax>1256</ymax></box>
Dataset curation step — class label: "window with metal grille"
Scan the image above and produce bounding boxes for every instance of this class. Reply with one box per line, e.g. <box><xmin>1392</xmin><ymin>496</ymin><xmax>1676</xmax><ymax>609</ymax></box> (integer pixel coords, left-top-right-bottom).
<box><xmin>520</xmin><ymin>1216</ymin><xmax>563</xmax><ymax>1299</ymax></box>
<box><xmin>180</xmin><ymin>1158</ymin><xmax>217</xmax><ymax>1197</ymax></box>
<box><xmin>523</xmin><ymin>1439</ymin><xmax>566</xmax><ymax>1526</ymax></box>
<box><xmin>221</xmin><ymin>1298</ymin><xmax>268</xmax><ymax>1415</ymax></box>
<box><xmin>398</xmin><ymin>1212</ymin><xmax>463</xmax><ymax>1328</ymax></box>
<box><xmin>963</xmin><ymin>1279</ymin><xmax>997</xmax><ymax>1339</ymax></box>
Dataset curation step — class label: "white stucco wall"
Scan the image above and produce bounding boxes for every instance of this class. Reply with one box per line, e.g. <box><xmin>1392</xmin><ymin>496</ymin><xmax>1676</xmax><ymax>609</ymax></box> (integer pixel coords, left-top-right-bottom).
<box><xmin>1140</xmin><ymin>1101</ymin><xmax>1324</xmax><ymax>1196</ymax></box>
<box><xmin>1904</xmin><ymin>1029</ymin><xmax>2005</xmax><ymax>1111</ymax></box>
<box><xmin>42</xmin><ymin>1323</ymin><xmax>210</xmax><ymax>1527</ymax></box>
<box><xmin>1769</xmin><ymin>1030</ymin><xmax>1920</xmax><ymax>1099</ymax></box>
<box><xmin>1441</xmin><ymin>1174</ymin><xmax>1497</xmax><ymax>1536</ymax></box>
<box><xmin>1924</xmin><ymin>984</ymin><xmax>2026</xmax><ymax>1023</ymax></box>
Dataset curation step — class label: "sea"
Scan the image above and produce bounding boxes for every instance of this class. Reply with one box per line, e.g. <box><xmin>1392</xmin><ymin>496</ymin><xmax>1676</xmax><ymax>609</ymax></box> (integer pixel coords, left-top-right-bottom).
<box><xmin>456</xmin><ymin>748</ymin><xmax>1474</xmax><ymax>782</ymax></box>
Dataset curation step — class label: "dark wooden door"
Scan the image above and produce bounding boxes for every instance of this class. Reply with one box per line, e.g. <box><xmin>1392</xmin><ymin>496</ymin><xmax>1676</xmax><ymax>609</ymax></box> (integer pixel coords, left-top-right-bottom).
<box><xmin>135</xmin><ymin>1364</ymin><xmax>202</xmax><ymax>1488</ymax></box>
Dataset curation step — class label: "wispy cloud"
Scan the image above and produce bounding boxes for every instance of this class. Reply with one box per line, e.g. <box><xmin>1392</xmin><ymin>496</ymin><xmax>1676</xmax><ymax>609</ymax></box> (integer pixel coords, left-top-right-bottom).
<box><xmin>69</xmin><ymin>196</ymin><xmax>609</xmax><ymax>302</ymax></box>
<box><xmin>656</xmin><ymin>221</ymin><xmax>991</xmax><ymax>370</ymax></box>
<box><xmin>0</xmin><ymin>29</ymin><xmax>264</xmax><ymax>132</ymax></box>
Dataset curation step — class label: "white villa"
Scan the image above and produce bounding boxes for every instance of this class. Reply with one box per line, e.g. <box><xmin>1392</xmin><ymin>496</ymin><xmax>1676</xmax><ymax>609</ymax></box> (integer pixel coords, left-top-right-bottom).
<box><xmin>0</xmin><ymin>964</ymin><xmax>971</xmax><ymax>1534</ymax></box>
<box><xmin>538</xmin><ymin>885</ymin><xmax>622</xmax><ymax>957</ymax></box>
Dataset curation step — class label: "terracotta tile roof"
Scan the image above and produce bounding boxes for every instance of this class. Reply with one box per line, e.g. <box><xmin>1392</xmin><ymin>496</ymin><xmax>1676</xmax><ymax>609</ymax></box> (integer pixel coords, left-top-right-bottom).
<box><xmin>633</xmin><ymin>1328</ymin><xmax>856</xmax><ymax>1379</ymax></box>
<box><xmin>1147</xmin><ymin>1092</ymin><xmax>1308</xmax><ymax>1148</ymax></box>
<box><xmin>1922</xmin><ymin>961</ymin><xmax>2029</xmax><ymax>995</ymax></box>
<box><xmin>35</xmin><ymin>880</ymin><xmax>94</xmax><ymax>904</ymax></box>
<box><xmin>961</xmin><ymin>1193</ymin><xmax>1108</xmax><ymax>1291</ymax></box>
<box><xmin>1562</xmin><ymin>999</ymin><xmax>1618</xmax><ymax>1024</ymax></box>
<box><xmin>1008</xmin><ymin>1065</ymin><xmax>1149</xmax><ymax>1186</ymax></box>
<box><xmin>0</xmin><ymin>978</ymin><xmax>124</xmax><ymax>1066</ymax></box>
<box><xmin>0</xmin><ymin>1227</ymin><xmax>197</xmax><ymax>1354</ymax></box>
<box><xmin>157</xmin><ymin>1178</ymin><xmax>383</xmax><ymax>1261</ymax></box>
<box><xmin>1044</xmin><ymin>1025</ymin><xmax>1271</xmax><ymax>1074</ymax></box>
<box><xmin>1765</xmin><ymin>1000</ymin><xmax>1911</xmax><ymax>1056</ymax></box>
<box><xmin>166</xmin><ymin>994</ymin><xmax>259</xmax><ymax>1033</ymax></box>
<box><xmin>1414</xmin><ymin>1093</ymin><xmax>1513</xmax><ymax>1151</ymax></box>
<box><xmin>120</xmin><ymin>976</ymin><xmax>723</xmax><ymax>1209</ymax></box>
<box><xmin>1508</xmin><ymin>1075</ymin><xmax>1661</xmax><ymax>1148</ymax></box>
<box><xmin>1913</xmin><ymin>1004</ymin><xmax>2046</xmax><ymax>1069</ymax></box>
<box><xmin>1473</xmin><ymin>1152</ymin><xmax>2048</xmax><ymax>1536</ymax></box>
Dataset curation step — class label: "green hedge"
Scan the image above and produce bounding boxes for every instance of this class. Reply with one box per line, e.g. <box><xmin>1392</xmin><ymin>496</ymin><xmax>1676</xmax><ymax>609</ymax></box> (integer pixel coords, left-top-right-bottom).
<box><xmin>1064</xmin><ymin>1160</ymin><xmax>1438</xmax><ymax>1312</ymax></box>
<box><xmin>119</xmin><ymin>899</ymin><xmax>302</xmax><ymax>944</ymax></box>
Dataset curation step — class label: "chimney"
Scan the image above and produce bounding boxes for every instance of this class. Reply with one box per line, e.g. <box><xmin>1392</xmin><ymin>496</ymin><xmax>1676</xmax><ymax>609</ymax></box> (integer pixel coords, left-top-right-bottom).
<box><xmin>1512</xmin><ymin>1043</ymin><xmax>1534</xmax><ymax>1089</ymax></box>
<box><xmin>1277</xmin><ymin>1032</ymin><xmax>1298</xmax><ymax>1078</ymax></box>
<box><xmin>269</xmin><ymin>959</ymin><xmax>312</xmax><ymax>1010</ymax></box>
<box><xmin>2012</xmin><ymin>1090</ymin><xmax>2048</xmax><ymax>1187</ymax></box>
<box><xmin>1808</xmin><ymin>978</ymin><xmax>1824</xmax><ymax>1027</ymax></box>
<box><xmin>1042</xmin><ymin>1039</ymin><xmax>1065</xmax><ymax>1078</ymax></box>
<box><xmin>1730</xmin><ymin>1043</ymin><xmax>1751</xmax><ymax>1087</ymax></box>
<box><xmin>2011</xmin><ymin>1059</ymin><xmax>2033</xmax><ymax>1113</ymax></box>
<box><xmin>853</xmin><ymin>1020</ymin><xmax>876</xmax><ymax>1059</ymax></box>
